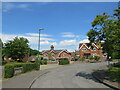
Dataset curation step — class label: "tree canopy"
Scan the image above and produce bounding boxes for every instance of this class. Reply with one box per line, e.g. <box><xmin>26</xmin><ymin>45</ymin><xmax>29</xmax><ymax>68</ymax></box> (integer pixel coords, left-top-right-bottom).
<box><xmin>4</xmin><ymin>37</ymin><xmax>29</xmax><ymax>60</ymax></box>
<box><xmin>87</xmin><ymin>7</ymin><xmax>120</xmax><ymax>59</ymax></box>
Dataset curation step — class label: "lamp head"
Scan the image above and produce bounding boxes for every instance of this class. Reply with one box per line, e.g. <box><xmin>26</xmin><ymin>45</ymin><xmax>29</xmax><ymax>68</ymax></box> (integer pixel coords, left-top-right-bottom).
<box><xmin>39</xmin><ymin>28</ymin><xmax>44</xmax><ymax>30</ymax></box>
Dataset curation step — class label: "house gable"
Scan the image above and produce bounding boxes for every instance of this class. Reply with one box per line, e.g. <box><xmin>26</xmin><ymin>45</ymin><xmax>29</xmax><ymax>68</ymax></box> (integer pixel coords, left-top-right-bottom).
<box><xmin>58</xmin><ymin>50</ymin><xmax>70</xmax><ymax>57</ymax></box>
<box><xmin>79</xmin><ymin>43</ymin><xmax>90</xmax><ymax>50</ymax></box>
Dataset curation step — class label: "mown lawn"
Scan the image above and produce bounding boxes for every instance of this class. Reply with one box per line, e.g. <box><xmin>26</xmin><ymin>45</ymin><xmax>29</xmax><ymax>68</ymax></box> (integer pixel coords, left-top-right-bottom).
<box><xmin>106</xmin><ymin>67</ymin><xmax>120</xmax><ymax>82</ymax></box>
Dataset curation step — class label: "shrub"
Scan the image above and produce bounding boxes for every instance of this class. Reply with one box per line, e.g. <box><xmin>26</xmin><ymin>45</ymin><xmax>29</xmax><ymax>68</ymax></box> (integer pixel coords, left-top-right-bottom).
<box><xmin>79</xmin><ymin>57</ymin><xmax>85</xmax><ymax>61</ymax></box>
<box><xmin>88</xmin><ymin>56</ymin><xmax>94</xmax><ymax>60</ymax></box>
<box><xmin>4</xmin><ymin>62</ymin><xmax>40</xmax><ymax>78</ymax></box>
<box><xmin>59</xmin><ymin>60</ymin><xmax>70</xmax><ymax>65</ymax></box>
<box><xmin>35</xmin><ymin>55</ymin><xmax>43</xmax><ymax>61</ymax></box>
<box><xmin>34</xmin><ymin>61</ymin><xmax>40</xmax><ymax>70</ymax></box>
<box><xmin>43</xmin><ymin>59</ymin><xmax>47</xmax><ymax>65</ymax></box>
<box><xmin>22</xmin><ymin>63</ymin><xmax>36</xmax><ymax>73</ymax></box>
<box><xmin>1</xmin><ymin>61</ymin><xmax>7</xmax><ymax>65</ymax></box>
<box><xmin>39</xmin><ymin>59</ymin><xmax>47</xmax><ymax>65</ymax></box>
<box><xmin>4</xmin><ymin>64</ymin><xmax>14</xmax><ymax>78</ymax></box>
<box><xmin>59</xmin><ymin>58</ymin><xmax>70</xmax><ymax>65</ymax></box>
<box><xmin>94</xmin><ymin>56</ymin><xmax>100</xmax><ymax>61</ymax></box>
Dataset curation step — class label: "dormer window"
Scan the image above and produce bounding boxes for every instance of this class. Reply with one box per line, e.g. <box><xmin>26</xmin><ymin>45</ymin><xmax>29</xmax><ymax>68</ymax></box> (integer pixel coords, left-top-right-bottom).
<box><xmin>82</xmin><ymin>48</ymin><xmax>86</xmax><ymax>51</ymax></box>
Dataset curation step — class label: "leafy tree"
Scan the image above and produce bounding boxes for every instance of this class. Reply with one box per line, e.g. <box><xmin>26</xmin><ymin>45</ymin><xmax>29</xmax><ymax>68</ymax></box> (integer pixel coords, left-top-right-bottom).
<box><xmin>35</xmin><ymin>55</ymin><xmax>43</xmax><ymax>61</ymax></box>
<box><xmin>4</xmin><ymin>37</ymin><xmax>29</xmax><ymax>61</ymax></box>
<box><xmin>29</xmin><ymin>49</ymin><xmax>40</xmax><ymax>56</ymax></box>
<box><xmin>87</xmin><ymin>8</ymin><xmax>120</xmax><ymax>59</ymax></box>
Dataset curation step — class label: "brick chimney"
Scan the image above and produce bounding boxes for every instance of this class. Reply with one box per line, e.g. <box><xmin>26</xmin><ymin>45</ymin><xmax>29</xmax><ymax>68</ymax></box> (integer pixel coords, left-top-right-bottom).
<box><xmin>50</xmin><ymin>45</ymin><xmax>54</xmax><ymax>50</ymax></box>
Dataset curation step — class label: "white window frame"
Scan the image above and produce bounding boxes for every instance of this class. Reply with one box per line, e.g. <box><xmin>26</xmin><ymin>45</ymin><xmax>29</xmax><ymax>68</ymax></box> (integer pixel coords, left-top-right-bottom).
<box><xmin>92</xmin><ymin>48</ymin><xmax>96</xmax><ymax>51</ymax></box>
<box><xmin>52</xmin><ymin>54</ymin><xmax>54</xmax><ymax>56</ymax></box>
<box><xmin>92</xmin><ymin>53</ymin><xmax>96</xmax><ymax>56</ymax></box>
<box><xmin>82</xmin><ymin>48</ymin><xmax>86</xmax><ymax>51</ymax></box>
<box><xmin>64</xmin><ymin>53</ymin><xmax>66</xmax><ymax>56</ymax></box>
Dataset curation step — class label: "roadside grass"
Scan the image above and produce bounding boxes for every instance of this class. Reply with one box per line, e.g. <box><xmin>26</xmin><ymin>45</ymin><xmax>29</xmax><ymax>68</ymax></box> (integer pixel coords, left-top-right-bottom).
<box><xmin>106</xmin><ymin>67</ymin><xmax>120</xmax><ymax>82</ymax></box>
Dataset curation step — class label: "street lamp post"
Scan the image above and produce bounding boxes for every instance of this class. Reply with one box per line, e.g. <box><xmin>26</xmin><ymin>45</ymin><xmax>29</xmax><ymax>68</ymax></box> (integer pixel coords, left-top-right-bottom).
<box><xmin>38</xmin><ymin>28</ymin><xmax>44</xmax><ymax>52</ymax></box>
<box><xmin>108</xmin><ymin>56</ymin><xmax>111</xmax><ymax>68</ymax></box>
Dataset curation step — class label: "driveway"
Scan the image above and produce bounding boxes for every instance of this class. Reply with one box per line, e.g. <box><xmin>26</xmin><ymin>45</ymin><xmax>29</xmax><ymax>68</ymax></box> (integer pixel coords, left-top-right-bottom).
<box><xmin>31</xmin><ymin>62</ymin><xmax>112</xmax><ymax>88</ymax></box>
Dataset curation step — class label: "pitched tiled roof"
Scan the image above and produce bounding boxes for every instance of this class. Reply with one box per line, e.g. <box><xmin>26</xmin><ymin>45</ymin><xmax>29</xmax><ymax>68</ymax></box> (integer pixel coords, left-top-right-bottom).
<box><xmin>79</xmin><ymin>43</ymin><xmax>99</xmax><ymax>49</ymax></box>
<box><xmin>50</xmin><ymin>50</ymin><xmax>63</xmax><ymax>54</ymax></box>
<box><xmin>42</xmin><ymin>49</ymin><xmax>64</xmax><ymax>54</ymax></box>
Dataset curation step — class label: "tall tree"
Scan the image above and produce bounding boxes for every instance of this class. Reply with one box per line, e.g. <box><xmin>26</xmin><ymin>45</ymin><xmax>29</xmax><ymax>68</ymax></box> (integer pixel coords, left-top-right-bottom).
<box><xmin>87</xmin><ymin>8</ymin><xmax>120</xmax><ymax>59</ymax></box>
<box><xmin>29</xmin><ymin>48</ymin><xmax>40</xmax><ymax>56</ymax></box>
<box><xmin>4</xmin><ymin>37</ymin><xmax>29</xmax><ymax>60</ymax></box>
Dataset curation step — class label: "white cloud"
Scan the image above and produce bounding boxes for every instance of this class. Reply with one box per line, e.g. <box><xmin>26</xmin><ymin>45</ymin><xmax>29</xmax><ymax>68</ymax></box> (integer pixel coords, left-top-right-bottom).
<box><xmin>59</xmin><ymin>39</ymin><xmax>78</xmax><ymax>46</ymax></box>
<box><xmin>61</xmin><ymin>32</ymin><xmax>79</xmax><ymax>38</ymax></box>
<box><xmin>26</xmin><ymin>33</ymin><xmax>51</xmax><ymax>37</ymax></box>
<box><xmin>3</xmin><ymin>3</ymin><xmax>30</xmax><ymax>12</ymax></box>
<box><xmin>1</xmin><ymin>33</ymin><xmax>54</xmax><ymax>44</ymax></box>
<box><xmin>1</xmin><ymin>33</ymin><xmax>90</xmax><ymax>51</ymax></box>
<box><xmin>79</xmin><ymin>39</ymin><xmax>90</xmax><ymax>43</ymax></box>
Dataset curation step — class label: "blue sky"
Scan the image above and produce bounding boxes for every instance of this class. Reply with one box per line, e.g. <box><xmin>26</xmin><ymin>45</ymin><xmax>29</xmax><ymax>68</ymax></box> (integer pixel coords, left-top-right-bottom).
<box><xmin>2</xmin><ymin>2</ymin><xmax>118</xmax><ymax>51</ymax></box>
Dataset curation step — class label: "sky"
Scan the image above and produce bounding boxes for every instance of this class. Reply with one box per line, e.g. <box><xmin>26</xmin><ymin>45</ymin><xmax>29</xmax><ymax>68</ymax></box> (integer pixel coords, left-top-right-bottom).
<box><xmin>1</xmin><ymin>2</ymin><xmax>118</xmax><ymax>52</ymax></box>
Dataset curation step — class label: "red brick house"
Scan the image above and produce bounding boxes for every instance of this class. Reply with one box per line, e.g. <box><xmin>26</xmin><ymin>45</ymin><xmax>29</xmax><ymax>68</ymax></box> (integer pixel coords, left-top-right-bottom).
<box><xmin>78</xmin><ymin>43</ymin><xmax>107</xmax><ymax>60</ymax></box>
<box><xmin>41</xmin><ymin>45</ymin><xmax>71</xmax><ymax>61</ymax></box>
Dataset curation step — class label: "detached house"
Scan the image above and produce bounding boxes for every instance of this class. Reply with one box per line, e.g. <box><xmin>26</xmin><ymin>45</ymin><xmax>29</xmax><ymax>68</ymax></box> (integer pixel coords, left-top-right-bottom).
<box><xmin>41</xmin><ymin>45</ymin><xmax>71</xmax><ymax>61</ymax></box>
<box><xmin>78</xmin><ymin>43</ymin><xmax>107</xmax><ymax>60</ymax></box>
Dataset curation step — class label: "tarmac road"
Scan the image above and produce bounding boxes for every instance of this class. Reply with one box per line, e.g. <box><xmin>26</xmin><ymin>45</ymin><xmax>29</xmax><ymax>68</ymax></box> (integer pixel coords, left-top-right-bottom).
<box><xmin>31</xmin><ymin>62</ymin><xmax>112</xmax><ymax>88</ymax></box>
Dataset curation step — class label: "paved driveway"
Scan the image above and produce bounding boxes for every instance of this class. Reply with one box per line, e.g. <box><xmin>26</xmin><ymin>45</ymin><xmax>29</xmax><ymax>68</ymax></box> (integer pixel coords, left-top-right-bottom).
<box><xmin>31</xmin><ymin>62</ymin><xmax>112</xmax><ymax>88</ymax></box>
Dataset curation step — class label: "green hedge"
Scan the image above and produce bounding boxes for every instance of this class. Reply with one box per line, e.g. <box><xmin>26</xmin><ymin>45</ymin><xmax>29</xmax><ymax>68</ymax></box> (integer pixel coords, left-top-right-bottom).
<box><xmin>4</xmin><ymin>64</ymin><xmax>14</xmax><ymax>78</ymax></box>
<box><xmin>0</xmin><ymin>61</ymin><xmax>7</xmax><ymax>66</ymax></box>
<box><xmin>59</xmin><ymin>58</ymin><xmax>70</xmax><ymax>65</ymax></box>
<box><xmin>39</xmin><ymin>60</ymin><xmax>47</xmax><ymax>65</ymax></box>
<box><xmin>4</xmin><ymin>62</ymin><xmax>40</xmax><ymax>78</ymax></box>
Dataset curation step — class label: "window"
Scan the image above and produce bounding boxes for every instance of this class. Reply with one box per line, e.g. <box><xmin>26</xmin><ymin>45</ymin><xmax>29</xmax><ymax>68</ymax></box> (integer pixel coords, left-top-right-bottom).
<box><xmin>92</xmin><ymin>48</ymin><xmax>96</xmax><ymax>51</ymax></box>
<box><xmin>52</xmin><ymin>54</ymin><xmax>54</xmax><ymax>56</ymax></box>
<box><xmin>92</xmin><ymin>53</ymin><xmax>96</xmax><ymax>56</ymax></box>
<box><xmin>64</xmin><ymin>53</ymin><xmax>66</xmax><ymax>56</ymax></box>
<box><xmin>82</xmin><ymin>48</ymin><xmax>86</xmax><ymax>51</ymax></box>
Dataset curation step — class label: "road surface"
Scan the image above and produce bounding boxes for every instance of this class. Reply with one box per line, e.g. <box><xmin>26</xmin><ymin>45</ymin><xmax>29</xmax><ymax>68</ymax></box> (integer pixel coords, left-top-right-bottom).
<box><xmin>31</xmin><ymin>62</ymin><xmax>111</xmax><ymax>88</ymax></box>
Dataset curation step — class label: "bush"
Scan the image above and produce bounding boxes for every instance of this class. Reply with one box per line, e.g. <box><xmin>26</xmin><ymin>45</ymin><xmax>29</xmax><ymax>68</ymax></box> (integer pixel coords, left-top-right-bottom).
<box><xmin>59</xmin><ymin>58</ymin><xmax>70</xmax><ymax>65</ymax></box>
<box><xmin>34</xmin><ymin>61</ymin><xmax>40</xmax><ymax>70</ymax></box>
<box><xmin>35</xmin><ymin>55</ymin><xmax>43</xmax><ymax>61</ymax></box>
<box><xmin>94</xmin><ymin>56</ymin><xmax>100</xmax><ymax>61</ymax></box>
<box><xmin>39</xmin><ymin>59</ymin><xmax>47</xmax><ymax>65</ymax></box>
<box><xmin>4</xmin><ymin>62</ymin><xmax>40</xmax><ymax>78</ymax></box>
<box><xmin>4</xmin><ymin>64</ymin><xmax>14</xmax><ymax>78</ymax></box>
<box><xmin>1</xmin><ymin>61</ymin><xmax>7</xmax><ymax>65</ymax></box>
<box><xmin>79</xmin><ymin>57</ymin><xmax>85</xmax><ymax>61</ymax></box>
<box><xmin>22</xmin><ymin>63</ymin><xmax>36</xmax><ymax>73</ymax></box>
<box><xmin>88</xmin><ymin>56</ymin><xmax>94</xmax><ymax>60</ymax></box>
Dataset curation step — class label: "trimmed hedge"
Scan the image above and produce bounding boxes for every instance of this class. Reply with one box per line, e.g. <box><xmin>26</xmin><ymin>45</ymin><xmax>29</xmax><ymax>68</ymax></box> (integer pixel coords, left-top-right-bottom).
<box><xmin>4</xmin><ymin>62</ymin><xmax>40</xmax><ymax>78</ymax></box>
<box><xmin>59</xmin><ymin>58</ymin><xmax>70</xmax><ymax>65</ymax></box>
<box><xmin>4</xmin><ymin>64</ymin><xmax>14</xmax><ymax>78</ymax></box>
<box><xmin>39</xmin><ymin>60</ymin><xmax>47</xmax><ymax>65</ymax></box>
<box><xmin>0</xmin><ymin>61</ymin><xmax>7</xmax><ymax>66</ymax></box>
